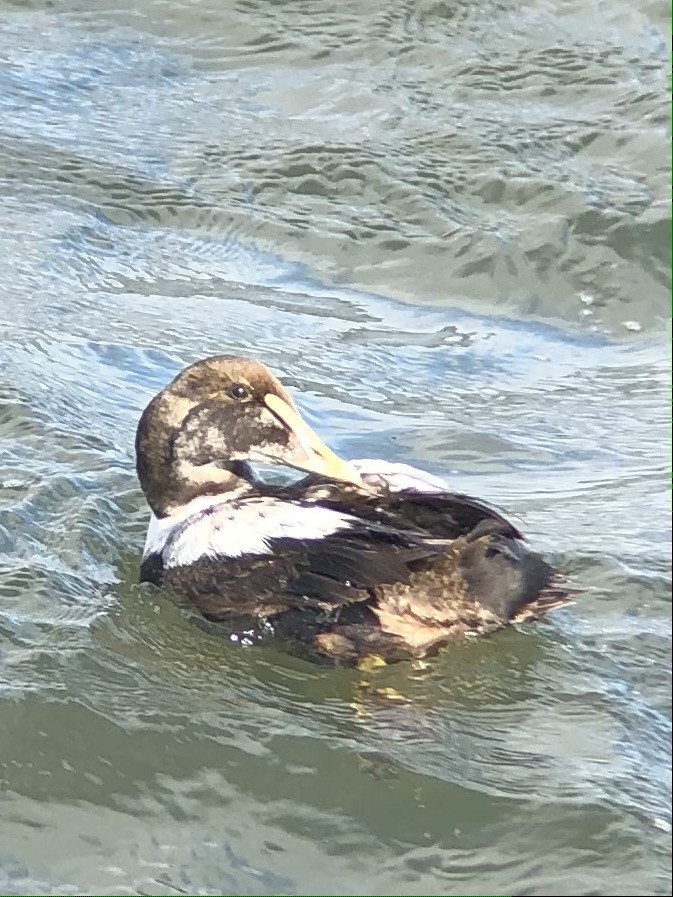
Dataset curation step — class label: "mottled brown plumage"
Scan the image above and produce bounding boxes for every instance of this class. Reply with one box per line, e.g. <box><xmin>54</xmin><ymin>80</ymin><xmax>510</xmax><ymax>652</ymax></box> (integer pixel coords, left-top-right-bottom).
<box><xmin>136</xmin><ymin>355</ymin><xmax>576</xmax><ymax>665</ymax></box>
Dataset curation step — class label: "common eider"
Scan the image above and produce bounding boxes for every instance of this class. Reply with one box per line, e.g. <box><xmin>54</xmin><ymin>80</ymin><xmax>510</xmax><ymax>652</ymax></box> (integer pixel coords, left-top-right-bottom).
<box><xmin>136</xmin><ymin>355</ymin><xmax>574</xmax><ymax>665</ymax></box>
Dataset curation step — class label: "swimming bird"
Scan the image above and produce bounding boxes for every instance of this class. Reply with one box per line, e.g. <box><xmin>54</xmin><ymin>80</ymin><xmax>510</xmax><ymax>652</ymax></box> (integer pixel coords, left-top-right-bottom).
<box><xmin>136</xmin><ymin>355</ymin><xmax>574</xmax><ymax>664</ymax></box>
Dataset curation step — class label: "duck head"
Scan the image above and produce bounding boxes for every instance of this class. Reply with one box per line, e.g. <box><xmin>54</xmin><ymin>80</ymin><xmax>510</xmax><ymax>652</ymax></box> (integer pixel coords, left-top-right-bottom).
<box><xmin>136</xmin><ymin>355</ymin><xmax>362</xmax><ymax>517</ymax></box>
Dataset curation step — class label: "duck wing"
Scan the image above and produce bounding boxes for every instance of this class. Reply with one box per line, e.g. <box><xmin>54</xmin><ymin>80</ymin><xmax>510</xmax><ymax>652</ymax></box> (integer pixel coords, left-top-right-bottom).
<box><xmin>273</xmin><ymin>466</ymin><xmax>575</xmax><ymax>658</ymax></box>
<box><xmin>140</xmin><ymin>497</ymin><xmax>445</xmax><ymax>621</ymax></box>
<box><xmin>280</xmin><ymin>467</ymin><xmax>522</xmax><ymax>540</ymax></box>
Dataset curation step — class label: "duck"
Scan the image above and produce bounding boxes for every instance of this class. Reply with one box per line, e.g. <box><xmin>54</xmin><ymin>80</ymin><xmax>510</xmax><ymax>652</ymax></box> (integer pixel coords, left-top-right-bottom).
<box><xmin>135</xmin><ymin>355</ymin><xmax>575</xmax><ymax>665</ymax></box>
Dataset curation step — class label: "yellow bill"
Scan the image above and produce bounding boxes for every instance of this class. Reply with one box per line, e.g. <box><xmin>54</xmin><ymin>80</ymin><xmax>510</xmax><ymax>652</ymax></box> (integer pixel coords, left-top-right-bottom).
<box><xmin>264</xmin><ymin>393</ymin><xmax>363</xmax><ymax>485</ymax></box>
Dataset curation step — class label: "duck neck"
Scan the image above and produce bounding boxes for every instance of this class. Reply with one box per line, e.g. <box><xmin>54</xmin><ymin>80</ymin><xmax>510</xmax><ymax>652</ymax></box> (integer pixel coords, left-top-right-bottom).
<box><xmin>140</xmin><ymin>460</ymin><xmax>255</xmax><ymax>519</ymax></box>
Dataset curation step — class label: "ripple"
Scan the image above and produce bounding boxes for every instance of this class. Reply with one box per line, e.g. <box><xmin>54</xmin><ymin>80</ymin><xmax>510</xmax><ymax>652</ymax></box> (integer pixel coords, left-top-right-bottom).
<box><xmin>0</xmin><ymin>0</ymin><xmax>669</xmax><ymax>894</ymax></box>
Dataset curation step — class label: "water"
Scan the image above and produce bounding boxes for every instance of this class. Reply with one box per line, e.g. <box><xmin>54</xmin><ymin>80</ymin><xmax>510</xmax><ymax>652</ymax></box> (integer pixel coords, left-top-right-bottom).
<box><xmin>0</xmin><ymin>0</ymin><xmax>670</xmax><ymax>894</ymax></box>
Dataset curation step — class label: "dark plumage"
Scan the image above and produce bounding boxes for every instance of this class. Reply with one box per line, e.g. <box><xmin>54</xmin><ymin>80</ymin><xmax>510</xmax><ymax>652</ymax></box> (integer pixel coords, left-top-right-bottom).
<box><xmin>135</xmin><ymin>355</ymin><xmax>576</xmax><ymax>665</ymax></box>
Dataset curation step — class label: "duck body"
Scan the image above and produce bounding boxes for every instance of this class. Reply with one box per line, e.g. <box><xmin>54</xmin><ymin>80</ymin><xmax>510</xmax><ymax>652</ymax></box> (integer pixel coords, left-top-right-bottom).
<box><xmin>139</xmin><ymin>455</ymin><xmax>572</xmax><ymax>665</ymax></box>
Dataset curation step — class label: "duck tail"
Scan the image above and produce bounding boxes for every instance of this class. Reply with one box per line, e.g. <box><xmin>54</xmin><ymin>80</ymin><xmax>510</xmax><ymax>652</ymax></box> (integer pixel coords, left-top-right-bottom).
<box><xmin>458</xmin><ymin>523</ymin><xmax>579</xmax><ymax>625</ymax></box>
<box><xmin>512</xmin><ymin>574</ymin><xmax>580</xmax><ymax>624</ymax></box>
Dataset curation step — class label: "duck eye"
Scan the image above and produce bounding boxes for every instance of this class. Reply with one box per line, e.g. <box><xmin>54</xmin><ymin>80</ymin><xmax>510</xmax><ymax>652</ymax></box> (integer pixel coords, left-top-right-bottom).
<box><xmin>227</xmin><ymin>383</ymin><xmax>249</xmax><ymax>400</ymax></box>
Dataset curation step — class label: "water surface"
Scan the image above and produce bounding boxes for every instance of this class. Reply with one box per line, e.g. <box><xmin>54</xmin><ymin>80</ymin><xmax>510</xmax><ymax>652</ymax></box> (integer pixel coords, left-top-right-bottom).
<box><xmin>0</xmin><ymin>0</ymin><xmax>670</xmax><ymax>894</ymax></box>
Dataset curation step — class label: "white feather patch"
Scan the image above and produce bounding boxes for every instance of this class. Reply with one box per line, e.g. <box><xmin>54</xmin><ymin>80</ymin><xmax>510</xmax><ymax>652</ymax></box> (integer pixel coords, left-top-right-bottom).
<box><xmin>143</xmin><ymin>492</ymin><xmax>243</xmax><ymax>560</ymax></box>
<box><xmin>143</xmin><ymin>494</ymin><xmax>356</xmax><ymax>569</ymax></box>
<box><xmin>351</xmin><ymin>459</ymin><xmax>449</xmax><ymax>494</ymax></box>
